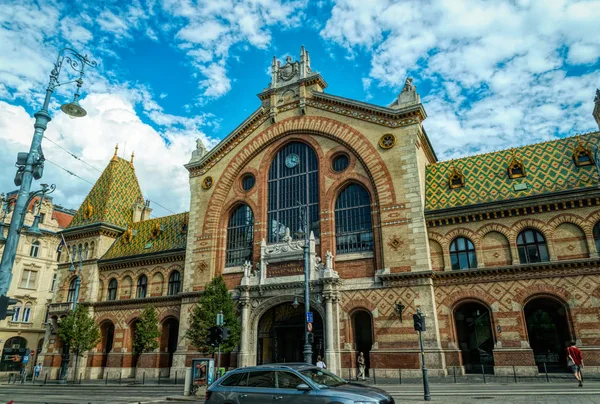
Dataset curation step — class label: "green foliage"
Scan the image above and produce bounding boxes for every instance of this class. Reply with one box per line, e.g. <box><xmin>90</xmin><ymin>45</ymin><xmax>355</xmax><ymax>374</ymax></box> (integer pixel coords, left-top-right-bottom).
<box><xmin>132</xmin><ymin>305</ymin><xmax>161</xmax><ymax>356</ymax></box>
<box><xmin>187</xmin><ymin>276</ymin><xmax>240</xmax><ymax>353</ymax></box>
<box><xmin>57</xmin><ymin>305</ymin><xmax>101</xmax><ymax>357</ymax></box>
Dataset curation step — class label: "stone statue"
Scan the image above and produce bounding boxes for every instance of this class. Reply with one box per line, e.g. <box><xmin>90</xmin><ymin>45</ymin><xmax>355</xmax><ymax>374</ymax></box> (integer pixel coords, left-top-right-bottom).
<box><xmin>595</xmin><ymin>88</ymin><xmax>600</xmax><ymax>103</ymax></box>
<box><xmin>402</xmin><ymin>77</ymin><xmax>416</xmax><ymax>93</ymax></box>
<box><xmin>242</xmin><ymin>260</ymin><xmax>254</xmax><ymax>278</ymax></box>
<box><xmin>325</xmin><ymin>250</ymin><xmax>334</xmax><ymax>270</ymax></box>
<box><xmin>189</xmin><ymin>138</ymin><xmax>207</xmax><ymax>163</ymax></box>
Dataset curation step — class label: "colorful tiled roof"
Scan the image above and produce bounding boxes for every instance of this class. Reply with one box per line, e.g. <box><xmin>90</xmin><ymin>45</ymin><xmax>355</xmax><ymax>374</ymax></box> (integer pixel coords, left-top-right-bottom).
<box><xmin>101</xmin><ymin>212</ymin><xmax>188</xmax><ymax>260</ymax></box>
<box><xmin>68</xmin><ymin>157</ymin><xmax>143</xmax><ymax>229</ymax></box>
<box><xmin>425</xmin><ymin>132</ymin><xmax>600</xmax><ymax>211</ymax></box>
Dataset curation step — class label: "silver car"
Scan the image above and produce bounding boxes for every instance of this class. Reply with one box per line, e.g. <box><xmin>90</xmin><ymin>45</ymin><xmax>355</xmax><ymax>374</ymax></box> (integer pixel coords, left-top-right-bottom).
<box><xmin>205</xmin><ymin>363</ymin><xmax>395</xmax><ymax>404</ymax></box>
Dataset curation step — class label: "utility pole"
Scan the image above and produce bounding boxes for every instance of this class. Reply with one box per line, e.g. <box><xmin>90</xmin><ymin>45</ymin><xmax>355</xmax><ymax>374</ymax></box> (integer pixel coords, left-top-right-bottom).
<box><xmin>216</xmin><ymin>311</ymin><xmax>223</xmax><ymax>380</ymax></box>
<box><xmin>413</xmin><ymin>308</ymin><xmax>431</xmax><ymax>401</ymax></box>
<box><xmin>299</xmin><ymin>204</ymin><xmax>313</xmax><ymax>364</ymax></box>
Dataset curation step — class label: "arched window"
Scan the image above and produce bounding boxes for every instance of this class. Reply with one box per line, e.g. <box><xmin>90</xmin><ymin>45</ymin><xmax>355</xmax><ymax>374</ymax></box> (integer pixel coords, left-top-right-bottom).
<box><xmin>84</xmin><ymin>243</ymin><xmax>89</xmax><ymax>259</ymax></box>
<box><xmin>12</xmin><ymin>305</ymin><xmax>21</xmax><ymax>322</ymax></box>
<box><xmin>450</xmin><ymin>237</ymin><xmax>477</xmax><ymax>270</ymax></box>
<box><xmin>334</xmin><ymin>184</ymin><xmax>373</xmax><ymax>254</ymax></box>
<box><xmin>517</xmin><ymin>229</ymin><xmax>549</xmax><ymax>264</ymax></box>
<box><xmin>22</xmin><ymin>304</ymin><xmax>32</xmax><ymax>322</ymax></box>
<box><xmin>30</xmin><ymin>241</ymin><xmax>40</xmax><ymax>258</ymax></box>
<box><xmin>594</xmin><ymin>222</ymin><xmax>600</xmax><ymax>253</ymax></box>
<box><xmin>267</xmin><ymin>142</ymin><xmax>320</xmax><ymax>243</ymax></box>
<box><xmin>67</xmin><ymin>279</ymin><xmax>77</xmax><ymax>303</ymax></box>
<box><xmin>225</xmin><ymin>204</ymin><xmax>254</xmax><ymax>267</ymax></box>
<box><xmin>107</xmin><ymin>278</ymin><xmax>118</xmax><ymax>301</ymax></box>
<box><xmin>168</xmin><ymin>271</ymin><xmax>181</xmax><ymax>296</ymax></box>
<box><xmin>78</xmin><ymin>244</ymin><xmax>83</xmax><ymax>260</ymax></box>
<box><xmin>56</xmin><ymin>244</ymin><xmax>63</xmax><ymax>262</ymax></box>
<box><xmin>136</xmin><ymin>275</ymin><xmax>148</xmax><ymax>298</ymax></box>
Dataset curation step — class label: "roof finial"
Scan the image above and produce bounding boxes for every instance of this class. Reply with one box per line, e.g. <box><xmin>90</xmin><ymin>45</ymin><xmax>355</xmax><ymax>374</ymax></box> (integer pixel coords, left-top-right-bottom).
<box><xmin>130</xmin><ymin>151</ymin><xmax>135</xmax><ymax>167</ymax></box>
<box><xmin>112</xmin><ymin>144</ymin><xmax>119</xmax><ymax>162</ymax></box>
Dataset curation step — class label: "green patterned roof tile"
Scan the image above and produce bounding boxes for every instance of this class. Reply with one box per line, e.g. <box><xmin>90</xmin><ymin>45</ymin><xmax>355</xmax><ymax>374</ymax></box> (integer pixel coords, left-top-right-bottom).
<box><xmin>101</xmin><ymin>212</ymin><xmax>188</xmax><ymax>260</ymax></box>
<box><xmin>425</xmin><ymin>132</ymin><xmax>600</xmax><ymax>211</ymax></box>
<box><xmin>68</xmin><ymin>157</ymin><xmax>143</xmax><ymax>229</ymax></box>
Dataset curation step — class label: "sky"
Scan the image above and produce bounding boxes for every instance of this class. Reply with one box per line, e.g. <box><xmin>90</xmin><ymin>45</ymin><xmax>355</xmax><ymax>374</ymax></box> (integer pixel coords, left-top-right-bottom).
<box><xmin>0</xmin><ymin>0</ymin><xmax>599</xmax><ymax>217</ymax></box>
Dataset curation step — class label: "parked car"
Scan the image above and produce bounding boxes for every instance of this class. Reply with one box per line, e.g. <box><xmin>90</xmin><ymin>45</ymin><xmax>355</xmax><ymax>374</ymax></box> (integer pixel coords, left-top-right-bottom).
<box><xmin>206</xmin><ymin>363</ymin><xmax>395</xmax><ymax>404</ymax></box>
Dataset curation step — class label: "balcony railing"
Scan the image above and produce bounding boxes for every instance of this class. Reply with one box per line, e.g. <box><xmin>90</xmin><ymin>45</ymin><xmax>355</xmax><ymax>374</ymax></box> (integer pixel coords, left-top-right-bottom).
<box><xmin>47</xmin><ymin>302</ymin><xmax>73</xmax><ymax>316</ymax></box>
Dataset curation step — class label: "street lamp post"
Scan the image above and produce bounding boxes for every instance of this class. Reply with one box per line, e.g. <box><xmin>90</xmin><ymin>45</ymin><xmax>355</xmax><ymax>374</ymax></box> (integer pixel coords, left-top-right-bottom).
<box><xmin>0</xmin><ymin>48</ymin><xmax>96</xmax><ymax>297</ymax></box>
<box><xmin>296</xmin><ymin>204</ymin><xmax>313</xmax><ymax>364</ymax></box>
<box><xmin>59</xmin><ymin>249</ymin><xmax>83</xmax><ymax>383</ymax></box>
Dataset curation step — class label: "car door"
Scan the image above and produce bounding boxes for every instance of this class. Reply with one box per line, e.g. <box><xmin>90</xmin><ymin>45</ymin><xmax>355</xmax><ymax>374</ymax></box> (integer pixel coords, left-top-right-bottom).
<box><xmin>274</xmin><ymin>371</ymin><xmax>329</xmax><ymax>404</ymax></box>
<box><xmin>240</xmin><ymin>370</ymin><xmax>277</xmax><ymax>404</ymax></box>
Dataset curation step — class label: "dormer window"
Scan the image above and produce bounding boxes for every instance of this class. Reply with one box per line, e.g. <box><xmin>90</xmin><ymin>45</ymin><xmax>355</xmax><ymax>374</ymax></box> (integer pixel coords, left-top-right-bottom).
<box><xmin>573</xmin><ymin>136</ymin><xmax>594</xmax><ymax>167</ymax></box>
<box><xmin>448</xmin><ymin>163</ymin><xmax>465</xmax><ymax>189</ymax></box>
<box><xmin>508</xmin><ymin>152</ymin><xmax>526</xmax><ymax>179</ymax></box>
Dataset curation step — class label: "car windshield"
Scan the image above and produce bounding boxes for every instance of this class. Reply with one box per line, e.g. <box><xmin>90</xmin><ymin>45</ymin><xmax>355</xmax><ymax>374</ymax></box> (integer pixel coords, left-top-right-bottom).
<box><xmin>299</xmin><ymin>368</ymin><xmax>347</xmax><ymax>388</ymax></box>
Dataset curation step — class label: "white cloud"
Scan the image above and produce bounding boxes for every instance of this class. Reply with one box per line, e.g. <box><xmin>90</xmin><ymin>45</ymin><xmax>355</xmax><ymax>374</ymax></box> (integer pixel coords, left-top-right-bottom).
<box><xmin>321</xmin><ymin>0</ymin><xmax>600</xmax><ymax>159</ymax></box>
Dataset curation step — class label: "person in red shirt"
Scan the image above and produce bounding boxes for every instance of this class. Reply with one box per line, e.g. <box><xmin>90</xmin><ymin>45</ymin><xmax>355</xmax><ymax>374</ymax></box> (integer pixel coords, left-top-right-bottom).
<box><xmin>566</xmin><ymin>341</ymin><xmax>584</xmax><ymax>387</ymax></box>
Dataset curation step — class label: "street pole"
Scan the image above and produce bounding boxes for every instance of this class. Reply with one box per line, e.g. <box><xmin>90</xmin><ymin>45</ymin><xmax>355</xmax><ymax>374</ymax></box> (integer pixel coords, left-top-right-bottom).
<box><xmin>0</xmin><ymin>48</ymin><xmax>95</xmax><ymax>296</ymax></box>
<box><xmin>301</xmin><ymin>204</ymin><xmax>312</xmax><ymax>365</ymax></box>
<box><xmin>415</xmin><ymin>308</ymin><xmax>431</xmax><ymax>402</ymax></box>
<box><xmin>216</xmin><ymin>311</ymin><xmax>223</xmax><ymax>380</ymax></box>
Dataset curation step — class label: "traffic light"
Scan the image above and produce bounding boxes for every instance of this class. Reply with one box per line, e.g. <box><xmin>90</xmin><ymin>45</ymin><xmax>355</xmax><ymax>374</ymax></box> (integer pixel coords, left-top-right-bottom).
<box><xmin>413</xmin><ymin>313</ymin><xmax>426</xmax><ymax>332</ymax></box>
<box><xmin>222</xmin><ymin>327</ymin><xmax>230</xmax><ymax>342</ymax></box>
<box><xmin>215</xmin><ymin>326</ymin><xmax>223</xmax><ymax>342</ymax></box>
<box><xmin>208</xmin><ymin>326</ymin><xmax>219</xmax><ymax>347</ymax></box>
<box><xmin>0</xmin><ymin>295</ymin><xmax>19</xmax><ymax>320</ymax></box>
<box><xmin>307</xmin><ymin>332</ymin><xmax>314</xmax><ymax>344</ymax></box>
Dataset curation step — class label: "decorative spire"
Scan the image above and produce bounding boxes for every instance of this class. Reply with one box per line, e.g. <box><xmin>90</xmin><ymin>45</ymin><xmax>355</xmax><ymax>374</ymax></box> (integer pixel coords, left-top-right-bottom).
<box><xmin>594</xmin><ymin>89</ymin><xmax>600</xmax><ymax>130</ymax></box>
<box><xmin>130</xmin><ymin>151</ymin><xmax>135</xmax><ymax>167</ymax></box>
<box><xmin>111</xmin><ymin>144</ymin><xmax>119</xmax><ymax>162</ymax></box>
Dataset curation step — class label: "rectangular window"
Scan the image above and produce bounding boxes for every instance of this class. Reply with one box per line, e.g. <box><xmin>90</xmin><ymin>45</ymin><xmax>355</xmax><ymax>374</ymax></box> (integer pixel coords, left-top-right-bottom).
<box><xmin>50</xmin><ymin>273</ymin><xmax>57</xmax><ymax>292</ymax></box>
<box><xmin>20</xmin><ymin>270</ymin><xmax>38</xmax><ymax>289</ymax></box>
<box><xmin>39</xmin><ymin>213</ymin><xmax>46</xmax><ymax>223</ymax></box>
<box><xmin>246</xmin><ymin>371</ymin><xmax>276</xmax><ymax>388</ymax></box>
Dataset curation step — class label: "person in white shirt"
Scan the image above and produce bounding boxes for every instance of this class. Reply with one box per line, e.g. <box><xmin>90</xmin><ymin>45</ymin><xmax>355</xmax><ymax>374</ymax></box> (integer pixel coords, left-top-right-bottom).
<box><xmin>316</xmin><ymin>355</ymin><xmax>326</xmax><ymax>369</ymax></box>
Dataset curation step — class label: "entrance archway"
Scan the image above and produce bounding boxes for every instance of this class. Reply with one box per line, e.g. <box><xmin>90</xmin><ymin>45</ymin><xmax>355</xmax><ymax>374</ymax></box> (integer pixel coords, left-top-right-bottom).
<box><xmin>454</xmin><ymin>302</ymin><xmax>495</xmax><ymax>373</ymax></box>
<box><xmin>352</xmin><ymin>310</ymin><xmax>373</xmax><ymax>375</ymax></box>
<box><xmin>161</xmin><ymin>318</ymin><xmax>179</xmax><ymax>369</ymax></box>
<box><xmin>257</xmin><ymin>303</ymin><xmax>323</xmax><ymax>365</ymax></box>
<box><xmin>100</xmin><ymin>321</ymin><xmax>115</xmax><ymax>368</ymax></box>
<box><xmin>524</xmin><ymin>296</ymin><xmax>571</xmax><ymax>372</ymax></box>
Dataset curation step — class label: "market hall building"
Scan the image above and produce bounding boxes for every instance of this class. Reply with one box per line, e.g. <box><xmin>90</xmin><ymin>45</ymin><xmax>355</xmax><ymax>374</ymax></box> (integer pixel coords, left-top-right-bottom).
<box><xmin>41</xmin><ymin>48</ymin><xmax>600</xmax><ymax>380</ymax></box>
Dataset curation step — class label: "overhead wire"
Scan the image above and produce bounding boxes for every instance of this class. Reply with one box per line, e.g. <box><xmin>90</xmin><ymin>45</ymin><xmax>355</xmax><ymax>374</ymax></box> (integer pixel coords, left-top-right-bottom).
<box><xmin>42</xmin><ymin>135</ymin><xmax>177</xmax><ymax>216</ymax></box>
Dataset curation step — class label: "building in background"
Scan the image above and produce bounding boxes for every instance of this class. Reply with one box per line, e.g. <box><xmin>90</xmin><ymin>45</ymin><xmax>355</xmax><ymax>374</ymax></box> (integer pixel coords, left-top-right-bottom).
<box><xmin>0</xmin><ymin>192</ymin><xmax>74</xmax><ymax>373</ymax></box>
<box><xmin>42</xmin><ymin>49</ymin><xmax>600</xmax><ymax>380</ymax></box>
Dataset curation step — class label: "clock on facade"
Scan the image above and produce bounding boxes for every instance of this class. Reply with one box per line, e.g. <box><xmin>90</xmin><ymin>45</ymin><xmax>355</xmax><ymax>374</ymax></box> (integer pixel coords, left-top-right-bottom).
<box><xmin>285</xmin><ymin>153</ymin><xmax>300</xmax><ymax>168</ymax></box>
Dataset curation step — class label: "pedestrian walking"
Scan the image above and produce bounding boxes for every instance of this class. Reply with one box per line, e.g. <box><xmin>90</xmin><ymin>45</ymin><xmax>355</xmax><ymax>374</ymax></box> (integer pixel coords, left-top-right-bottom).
<box><xmin>316</xmin><ymin>356</ymin><xmax>327</xmax><ymax>369</ymax></box>
<box><xmin>356</xmin><ymin>352</ymin><xmax>365</xmax><ymax>381</ymax></box>
<box><xmin>34</xmin><ymin>362</ymin><xmax>42</xmax><ymax>379</ymax></box>
<box><xmin>567</xmin><ymin>341</ymin><xmax>584</xmax><ymax>387</ymax></box>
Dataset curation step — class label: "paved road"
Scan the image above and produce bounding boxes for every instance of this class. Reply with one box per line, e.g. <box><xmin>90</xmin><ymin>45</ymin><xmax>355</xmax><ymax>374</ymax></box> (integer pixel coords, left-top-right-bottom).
<box><xmin>2</xmin><ymin>382</ymin><xmax>600</xmax><ymax>404</ymax></box>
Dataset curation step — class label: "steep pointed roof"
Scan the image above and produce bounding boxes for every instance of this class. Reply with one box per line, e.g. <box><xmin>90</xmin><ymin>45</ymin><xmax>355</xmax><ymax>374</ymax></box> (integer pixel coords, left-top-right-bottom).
<box><xmin>67</xmin><ymin>156</ymin><xmax>143</xmax><ymax>229</ymax></box>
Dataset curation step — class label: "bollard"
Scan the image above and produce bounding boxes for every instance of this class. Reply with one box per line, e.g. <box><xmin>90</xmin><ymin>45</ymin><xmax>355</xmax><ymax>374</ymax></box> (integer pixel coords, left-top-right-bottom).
<box><xmin>142</xmin><ymin>371</ymin><xmax>145</xmax><ymax>385</ymax></box>
<box><xmin>174</xmin><ymin>371</ymin><xmax>178</xmax><ymax>385</ymax></box>
<box><xmin>79</xmin><ymin>373</ymin><xmax>82</xmax><ymax>384</ymax></box>
<box><xmin>44</xmin><ymin>373</ymin><xmax>48</xmax><ymax>385</ymax></box>
<box><xmin>372</xmin><ymin>368</ymin><xmax>377</xmax><ymax>385</ymax></box>
<box><xmin>543</xmin><ymin>363</ymin><xmax>549</xmax><ymax>382</ymax></box>
<box><xmin>481</xmin><ymin>365</ymin><xmax>486</xmax><ymax>384</ymax></box>
<box><xmin>119</xmin><ymin>372</ymin><xmax>122</xmax><ymax>385</ymax></box>
<box><xmin>184</xmin><ymin>368</ymin><xmax>192</xmax><ymax>396</ymax></box>
<box><xmin>398</xmin><ymin>368</ymin><xmax>402</xmax><ymax>385</ymax></box>
<box><xmin>158</xmin><ymin>372</ymin><xmax>162</xmax><ymax>385</ymax></box>
<box><xmin>453</xmin><ymin>366</ymin><xmax>457</xmax><ymax>384</ymax></box>
<box><xmin>349</xmin><ymin>367</ymin><xmax>352</xmax><ymax>381</ymax></box>
<box><xmin>105</xmin><ymin>372</ymin><xmax>108</xmax><ymax>385</ymax></box>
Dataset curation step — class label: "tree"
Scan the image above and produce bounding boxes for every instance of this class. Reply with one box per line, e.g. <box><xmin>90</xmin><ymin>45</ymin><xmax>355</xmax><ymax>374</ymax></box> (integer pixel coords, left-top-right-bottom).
<box><xmin>132</xmin><ymin>305</ymin><xmax>161</xmax><ymax>357</ymax></box>
<box><xmin>57</xmin><ymin>305</ymin><xmax>101</xmax><ymax>374</ymax></box>
<box><xmin>187</xmin><ymin>276</ymin><xmax>241</xmax><ymax>354</ymax></box>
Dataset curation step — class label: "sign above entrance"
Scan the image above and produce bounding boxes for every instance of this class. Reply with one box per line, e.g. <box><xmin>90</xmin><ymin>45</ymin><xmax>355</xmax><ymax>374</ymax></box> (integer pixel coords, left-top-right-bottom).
<box><xmin>306</xmin><ymin>312</ymin><xmax>313</xmax><ymax>323</ymax></box>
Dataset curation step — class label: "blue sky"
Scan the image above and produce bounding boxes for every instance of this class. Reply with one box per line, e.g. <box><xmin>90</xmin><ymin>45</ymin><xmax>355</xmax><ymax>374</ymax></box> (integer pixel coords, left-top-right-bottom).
<box><xmin>0</xmin><ymin>0</ymin><xmax>599</xmax><ymax>216</ymax></box>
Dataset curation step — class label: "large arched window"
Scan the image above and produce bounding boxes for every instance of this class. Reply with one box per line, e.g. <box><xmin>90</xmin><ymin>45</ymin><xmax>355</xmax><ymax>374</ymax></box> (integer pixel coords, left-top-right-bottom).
<box><xmin>67</xmin><ymin>279</ymin><xmax>77</xmax><ymax>303</ymax></box>
<box><xmin>517</xmin><ymin>229</ymin><xmax>549</xmax><ymax>264</ymax></box>
<box><xmin>335</xmin><ymin>184</ymin><xmax>373</xmax><ymax>254</ymax></box>
<box><xmin>450</xmin><ymin>237</ymin><xmax>477</xmax><ymax>270</ymax></box>
<box><xmin>225</xmin><ymin>204</ymin><xmax>254</xmax><ymax>267</ymax></box>
<box><xmin>107</xmin><ymin>278</ymin><xmax>118</xmax><ymax>301</ymax></box>
<box><xmin>594</xmin><ymin>222</ymin><xmax>600</xmax><ymax>253</ymax></box>
<box><xmin>267</xmin><ymin>142</ymin><xmax>320</xmax><ymax>243</ymax></box>
<box><xmin>168</xmin><ymin>271</ymin><xmax>181</xmax><ymax>296</ymax></box>
<box><xmin>136</xmin><ymin>275</ymin><xmax>148</xmax><ymax>298</ymax></box>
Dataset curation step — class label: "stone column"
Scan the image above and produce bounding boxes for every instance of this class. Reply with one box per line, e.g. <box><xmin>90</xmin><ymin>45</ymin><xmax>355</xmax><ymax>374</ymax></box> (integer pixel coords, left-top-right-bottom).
<box><xmin>238</xmin><ymin>290</ymin><xmax>253</xmax><ymax>367</ymax></box>
<box><xmin>324</xmin><ymin>294</ymin><xmax>337</xmax><ymax>374</ymax></box>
